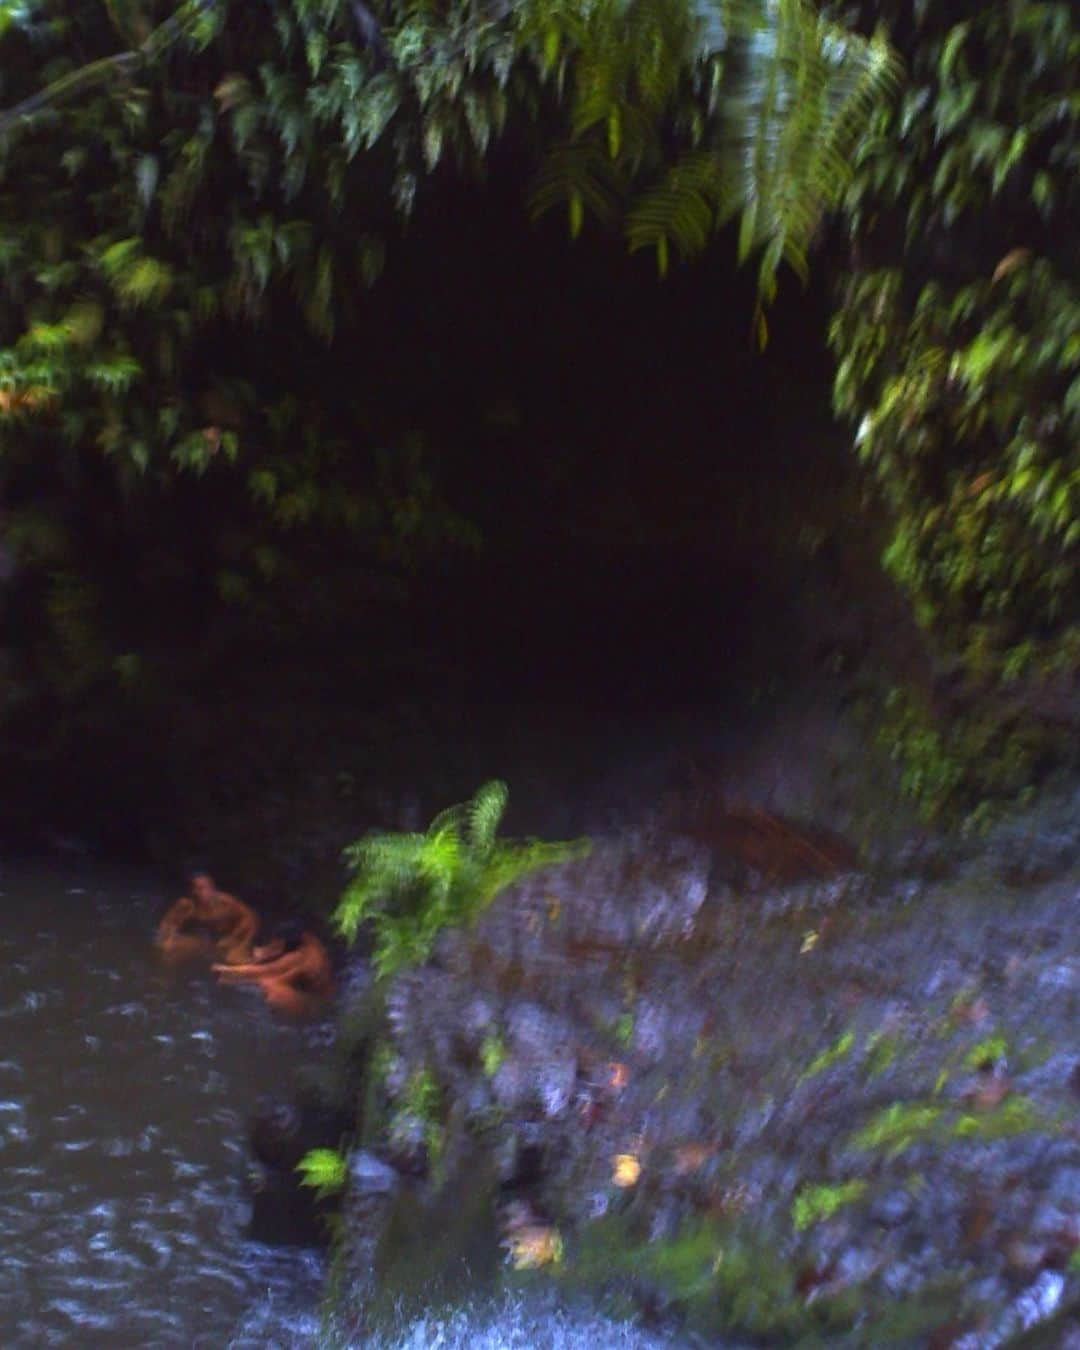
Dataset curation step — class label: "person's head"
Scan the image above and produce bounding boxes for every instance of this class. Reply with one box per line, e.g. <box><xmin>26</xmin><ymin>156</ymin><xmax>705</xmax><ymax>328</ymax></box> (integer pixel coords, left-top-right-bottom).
<box><xmin>189</xmin><ymin>872</ymin><xmax>216</xmax><ymax>903</ymax></box>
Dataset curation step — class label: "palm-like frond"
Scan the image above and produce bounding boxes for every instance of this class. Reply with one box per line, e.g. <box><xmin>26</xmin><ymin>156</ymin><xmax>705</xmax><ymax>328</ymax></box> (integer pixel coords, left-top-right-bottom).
<box><xmin>467</xmin><ymin>778</ymin><xmax>508</xmax><ymax>855</ymax></box>
<box><xmin>713</xmin><ymin>8</ymin><xmax>901</xmax><ymax>298</ymax></box>
<box><xmin>529</xmin><ymin>0</ymin><xmax>902</xmax><ymax>313</ymax></box>
<box><xmin>336</xmin><ymin>781</ymin><xmax>587</xmax><ymax>975</ymax></box>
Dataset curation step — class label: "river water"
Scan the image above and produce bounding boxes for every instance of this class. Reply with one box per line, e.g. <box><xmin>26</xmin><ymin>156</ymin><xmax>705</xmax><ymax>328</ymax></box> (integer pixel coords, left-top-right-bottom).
<box><xmin>0</xmin><ymin>865</ymin><xmax>326</xmax><ymax>1349</ymax></box>
<box><xmin>0</xmin><ymin>864</ymin><xmax>694</xmax><ymax>1350</ymax></box>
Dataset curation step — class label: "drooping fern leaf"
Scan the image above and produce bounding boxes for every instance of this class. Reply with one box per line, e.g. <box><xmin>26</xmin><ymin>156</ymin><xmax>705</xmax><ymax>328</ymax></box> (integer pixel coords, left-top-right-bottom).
<box><xmin>529</xmin><ymin>0</ymin><xmax>902</xmax><ymax>318</ymax></box>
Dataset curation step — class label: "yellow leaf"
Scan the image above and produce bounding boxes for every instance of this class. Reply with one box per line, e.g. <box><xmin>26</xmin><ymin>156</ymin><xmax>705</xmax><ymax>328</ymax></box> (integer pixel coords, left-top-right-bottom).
<box><xmin>505</xmin><ymin>1225</ymin><xmax>563</xmax><ymax>1269</ymax></box>
<box><xmin>612</xmin><ymin>1153</ymin><xmax>641</xmax><ymax>1188</ymax></box>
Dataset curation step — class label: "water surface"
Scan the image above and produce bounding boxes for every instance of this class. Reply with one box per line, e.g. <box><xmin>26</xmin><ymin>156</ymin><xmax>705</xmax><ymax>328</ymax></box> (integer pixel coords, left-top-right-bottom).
<box><xmin>0</xmin><ymin>865</ymin><xmax>325</xmax><ymax>1348</ymax></box>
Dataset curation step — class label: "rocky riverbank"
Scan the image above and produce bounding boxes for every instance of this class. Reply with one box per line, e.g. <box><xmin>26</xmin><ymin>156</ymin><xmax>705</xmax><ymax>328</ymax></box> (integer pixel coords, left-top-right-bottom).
<box><xmin>275</xmin><ymin>782</ymin><xmax>1080</xmax><ymax>1348</ymax></box>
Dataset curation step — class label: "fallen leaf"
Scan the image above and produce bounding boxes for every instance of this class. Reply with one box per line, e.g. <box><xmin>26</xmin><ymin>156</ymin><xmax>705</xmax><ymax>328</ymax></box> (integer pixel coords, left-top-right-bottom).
<box><xmin>503</xmin><ymin>1224</ymin><xmax>563</xmax><ymax>1269</ymax></box>
<box><xmin>612</xmin><ymin>1153</ymin><xmax>642</xmax><ymax>1188</ymax></box>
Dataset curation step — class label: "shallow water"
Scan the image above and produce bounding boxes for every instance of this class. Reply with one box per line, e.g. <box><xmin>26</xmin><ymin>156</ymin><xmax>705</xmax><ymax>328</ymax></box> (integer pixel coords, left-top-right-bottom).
<box><xmin>0</xmin><ymin>865</ymin><xmax>325</xmax><ymax>1349</ymax></box>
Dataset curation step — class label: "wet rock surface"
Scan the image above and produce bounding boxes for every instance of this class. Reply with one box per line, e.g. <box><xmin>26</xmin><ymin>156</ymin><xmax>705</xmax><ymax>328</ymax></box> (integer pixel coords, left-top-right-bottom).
<box><xmin>329</xmin><ymin>788</ymin><xmax>1080</xmax><ymax>1346</ymax></box>
<box><xmin>247</xmin><ymin>1089</ymin><xmax>355</xmax><ymax>1247</ymax></box>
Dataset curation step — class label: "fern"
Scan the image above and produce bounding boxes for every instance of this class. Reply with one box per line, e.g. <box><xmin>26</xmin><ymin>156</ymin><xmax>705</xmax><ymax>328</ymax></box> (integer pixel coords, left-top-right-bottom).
<box><xmin>466</xmin><ymin>777</ymin><xmax>507</xmax><ymax>854</ymax></box>
<box><xmin>336</xmin><ymin>781</ymin><xmax>589</xmax><ymax>977</ymax></box>
<box><xmin>527</xmin><ymin>0</ymin><xmax>902</xmax><ymax>318</ymax></box>
<box><xmin>295</xmin><ymin>1146</ymin><xmax>348</xmax><ymax>1199</ymax></box>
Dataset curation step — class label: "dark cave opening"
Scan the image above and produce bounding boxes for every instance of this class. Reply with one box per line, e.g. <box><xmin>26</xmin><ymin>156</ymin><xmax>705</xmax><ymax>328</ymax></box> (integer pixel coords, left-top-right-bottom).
<box><xmin>1</xmin><ymin>151</ymin><xmax>885</xmax><ymax>857</ymax></box>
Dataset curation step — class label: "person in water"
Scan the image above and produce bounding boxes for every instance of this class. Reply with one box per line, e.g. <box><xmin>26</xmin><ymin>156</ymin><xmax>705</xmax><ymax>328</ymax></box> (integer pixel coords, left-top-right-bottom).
<box><xmin>156</xmin><ymin>871</ymin><xmax>259</xmax><ymax>964</ymax></box>
<box><xmin>212</xmin><ymin>921</ymin><xmax>333</xmax><ymax>1015</ymax></box>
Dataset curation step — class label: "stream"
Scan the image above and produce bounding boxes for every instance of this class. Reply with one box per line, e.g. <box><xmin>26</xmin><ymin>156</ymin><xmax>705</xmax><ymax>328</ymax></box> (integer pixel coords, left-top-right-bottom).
<box><xmin>0</xmin><ymin>864</ymin><xmax>325</xmax><ymax>1349</ymax></box>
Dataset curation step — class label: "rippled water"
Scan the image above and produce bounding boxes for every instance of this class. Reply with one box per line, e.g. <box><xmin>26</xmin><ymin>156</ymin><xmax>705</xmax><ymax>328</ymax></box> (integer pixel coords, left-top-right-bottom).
<box><xmin>0</xmin><ymin>866</ymin><xmax>326</xmax><ymax>1349</ymax></box>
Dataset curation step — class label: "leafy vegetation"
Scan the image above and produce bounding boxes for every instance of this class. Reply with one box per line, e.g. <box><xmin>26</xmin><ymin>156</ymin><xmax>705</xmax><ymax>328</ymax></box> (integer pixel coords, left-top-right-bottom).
<box><xmin>790</xmin><ymin>1178</ymin><xmax>866</xmax><ymax>1230</ymax></box>
<box><xmin>479</xmin><ymin>1030</ymin><xmax>506</xmax><ymax>1079</ymax></box>
<box><xmin>850</xmin><ymin>1100</ymin><xmax>946</xmax><ymax>1157</ymax></box>
<box><xmin>336</xmin><ymin>780</ymin><xmax>588</xmax><ymax>976</ymax></box>
<box><xmin>830</xmin><ymin>0</ymin><xmax>1080</xmax><ymax>817</ymax></box>
<box><xmin>800</xmin><ymin>1027</ymin><xmax>854</xmax><ymax>1080</ymax></box>
<box><xmin>0</xmin><ymin>0</ymin><xmax>1073</xmax><ymax>830</ymax></box>
<box><xmin>850</xmin><ymin>1090</ymin><xmax>1046</xmax><ymax>1158</ymax></box>
<box><xmin>296</xmin><ymin>1145</ymin><xmax>349</xmax><ymax>1199</ymax></box>
<box><xmin>566</xmin><ymin>1214</ymin><xmax>866</xmax><ymax>1340</ymax></box>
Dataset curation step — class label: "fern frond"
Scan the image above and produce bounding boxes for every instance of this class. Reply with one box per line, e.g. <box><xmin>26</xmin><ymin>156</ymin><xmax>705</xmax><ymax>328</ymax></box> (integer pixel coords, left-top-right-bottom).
<box><xmin>531</xmin><ymin>0</ymin><xmax>901</xmax><ymax>308</ymax></box>
<box><xmin>626</xmin><ymin>149</ymin><xmax>722</xmax><ymax>260</ymax></box>
<box><xmin>335</xmin><ymin>782</ymin><xmax>589</xmax><ymax>976</ymax></box>
<box><xmin>529</xmin><ymin>138</ymin><xmax>626</xmax><ymax>232</ymax></box>
<box><xmin>467</xmin><ymin>779</ymin><xmax>507</xmax><ymax>854</ymax></box>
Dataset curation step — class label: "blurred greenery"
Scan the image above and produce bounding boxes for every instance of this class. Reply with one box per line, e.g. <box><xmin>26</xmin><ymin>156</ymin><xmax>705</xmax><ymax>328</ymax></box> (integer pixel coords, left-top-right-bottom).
<box><xmin>830</xmin><ymin>0</ymin><xmax>1079</xmax><ymax>819</ymax></box>
<box><xmin>296</xmin><ymin>1145</ymin><xmax>349</xmax><ymax>1199</ymax></box>
<box><xmin>0</xmin><ymin>0</ymin><xmax>1074</xmax><ymax>835</ymax></box>
<box><xmin>336</xmin><ymin>780</ymin><xmax>587</xmax><ymax>976</ymax></box>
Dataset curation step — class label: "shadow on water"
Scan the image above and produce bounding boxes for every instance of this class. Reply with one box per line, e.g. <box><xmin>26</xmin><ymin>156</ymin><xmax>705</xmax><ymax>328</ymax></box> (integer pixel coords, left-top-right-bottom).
<box><xmin>0</xmin><ymin>865</ymin><xmax>327</xmax><ymax>1349</ymax></box>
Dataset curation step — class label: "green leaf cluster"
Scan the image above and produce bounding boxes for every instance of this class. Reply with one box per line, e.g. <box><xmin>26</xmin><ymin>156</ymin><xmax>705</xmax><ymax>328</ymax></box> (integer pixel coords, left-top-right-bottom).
<box><xmin>829</xmin><ymin>0</ymin><xmax>1079</xmax><ymax>814</ymax></box>
<box><xmin>527</xmin><ymin>0</ymin><xmax>900</xmax><ymax>331</ymax></box>
<box><xmin>0</xmin><ymin>0</ymin><xmax>901</xmax><ymax>493</ymax></box>
<box><xmin>335</xmin><ymin>780</ymin><xmax>589</xmax><ymax>977</ymax></box>
<box><xmin>295</xmin><ymin>1144</ymin><xmax>349</xmax><ymax>1199</ymax></box>
<box><xmin>791</xmin><ymin>1178</ymin><xmax>866</xmax><ymax>1230</ymax></box>
<box><xmin>0</xmin><ymin>0</ymin><xmax>901</xmax><ymax>729</ymax></box>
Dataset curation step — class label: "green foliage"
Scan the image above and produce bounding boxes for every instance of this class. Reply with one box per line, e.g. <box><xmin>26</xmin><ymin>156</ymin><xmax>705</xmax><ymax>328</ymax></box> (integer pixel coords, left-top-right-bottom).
<box><xmin>0</xmin><ymin>0</ymin><xmax>909</xmax><ymax>797</ymax></box>
<box><xmin>876</xmin><ymin>687</ymin><xmax>964</xmax><ymax>821</ymax></box>
<box><xmin>336</xmin><ymin>780</ymin><xmax>589</xmax><ymax>977</ymax></box>
<box><xmin>850</xmin><ymin>1101</ymin><xmax>945</xmax><ymax>1157</ymax></box>
<box><xmin>401</xmin><ymin>1065</ymin><xmax>440</xmax><ymax>1124</ymax></box>
<box><xmin>296</xmin><ymin>1145</ymin><xmax>349</xmax><ymax>1199</ymax></box>
<box><xmin>951</xmin><ymin>1095</ymin><xmax>1042</xmax><ymax>1141</ymax></box>
<box><xmin>389</xmin><ymin>1066</ymin><xmax>446</xmax><ymax>1172</ymax></box>
<box><xmin>567</xmin><ymin>1214</ymin><xmax>862</xmax><ymax>1339</ymax></box>
<box><xmin>801</xmin><ymin>1028</ymin><xmax>855</xmax><ymax>1080</ymax></box>
<box><xmin>962</xmin><ymin>1033</ymin><xmax>1009</xmax><ymax>1072</ymax></box>
<box><xmin>526</xmin><ymin>0</ymin><xmax>901</xmax><ymax>328</ymax></box>
<box><xmin>876</xmin><ymin>681</ymin><xmax>1059</xmax><ymax>825</ymax></box>
<box><xmin>479</xmin><ymin>1031</ymin><xmax>505</xmax><ymax>1078</ymax></box>
<box><xmin>0</xmin><ymin>0</ymin><xmax>902</xmax><ymax>495</ymax></box>
<box><xmin>791</xmin><ymin>1178</ymin><xmax>867</xmax><ymax>1231</ymax></box>
<box><xmin>851</xmin><ymin>1091</ymin><xmax>1045</xmax><ymax>1157</ymax></box>
<box><xmin>863</xmin><ymin>1028</ymin><xmax>903</xmax><ymax>1079</ymax></box>
<box><xmin>830</xmin><ymin>0</ymin><xmax>1080</xmax><ymax>811</ymax></box>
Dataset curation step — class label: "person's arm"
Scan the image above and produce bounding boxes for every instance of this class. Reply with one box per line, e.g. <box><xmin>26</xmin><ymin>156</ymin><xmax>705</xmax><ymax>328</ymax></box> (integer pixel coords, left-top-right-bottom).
<box><xmin>213</xmin><ymin>963</ymin><xmax>270</xmax><ymax>982</ymax></box>
<box><xmin>157</xmin><ymin>896</ymin><xmax>195</xmax><ymax>940</ymax></box>
<box><xmin>212</xmin><ymin>948</ymin><xmax>305</xmax><ymax>979</ymax></box>
<box><xmin>231</xmin><ymin>903</ymin><xmax>259</xmax><ymax>945</ymax></box>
